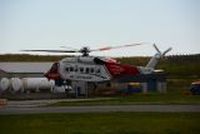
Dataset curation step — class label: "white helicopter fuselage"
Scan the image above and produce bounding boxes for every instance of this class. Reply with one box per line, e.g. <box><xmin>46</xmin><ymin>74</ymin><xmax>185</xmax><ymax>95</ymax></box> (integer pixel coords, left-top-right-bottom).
<box><xmin>58</xmin><ymin>56</ymin><xmax>112</xmax><ymax>82</ymax></box>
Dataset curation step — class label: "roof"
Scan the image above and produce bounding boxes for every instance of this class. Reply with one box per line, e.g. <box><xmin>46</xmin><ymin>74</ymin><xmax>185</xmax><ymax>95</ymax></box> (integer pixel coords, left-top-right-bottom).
<box><xmin>192</xmin><ymin>81</ymin><xmax>200</xmax><ymax>85</ymax></box>
<box><xmin>0</xmin><ymin>62</ymin><xmax>53</xmax><ymax>73</ymax></box>
<box><xmin>0</xmin><ymin>69</ymin><xmax>7</xmax><ymax>74</ymax></box>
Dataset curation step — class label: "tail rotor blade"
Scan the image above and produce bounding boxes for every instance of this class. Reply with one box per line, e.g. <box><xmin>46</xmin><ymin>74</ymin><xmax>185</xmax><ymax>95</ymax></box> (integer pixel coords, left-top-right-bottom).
<box><xmin>153</xmin><ymin>44</ymin><xmax>161</xmax><ymax>54</ymax></box>
<box><xmin>162</xmin><ymin>47</ymin><xmax>172</xmax><ymax>56</ymax></box>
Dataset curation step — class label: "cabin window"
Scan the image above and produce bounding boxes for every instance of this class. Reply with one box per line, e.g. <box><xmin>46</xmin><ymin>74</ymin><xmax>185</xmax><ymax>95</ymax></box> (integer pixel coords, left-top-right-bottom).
<box><xmin>80</xmin><ymin>67</ymin><xmax>84</xmax><ymax>73</ymax></box>
<box><xmin>86</xmin><ymin>67</ymin><xmax>89</xmax><ymax>73</ymax></box>
<box><xmin>65</xmin><ymin>67</ymin><xmax>69</xmax><ymax>72</ymax></box>
<box><xmin>74</xmin><ymin>67</ymin><xmax>78</xmax><ymax>72</ymax></box>
<box><xmin>70</xmin><ymin>67</ymin><xmax>74</xmax><ymax>72</ymax></box>
<box><xmin>90</xmin><ymin>68</ymin><xmax>94</xmax><ymax>73</ymax></box>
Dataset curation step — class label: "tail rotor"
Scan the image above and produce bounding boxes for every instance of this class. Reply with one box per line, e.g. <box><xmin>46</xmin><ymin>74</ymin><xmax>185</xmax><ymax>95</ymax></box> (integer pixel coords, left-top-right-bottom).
<box><xmin>145</xmin><ymin>44</ymin><xmax>172</xmax><ymax>70</ymax></box>
<box><xmin>153</xmin><ymin>44</ymin><xmax>172</xmax><ymax>57</ymax></box>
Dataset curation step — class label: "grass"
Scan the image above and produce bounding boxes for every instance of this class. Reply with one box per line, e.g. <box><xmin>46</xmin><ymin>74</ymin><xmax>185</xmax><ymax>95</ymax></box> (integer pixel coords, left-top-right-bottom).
<box><xmin>0</xmin><ymin>112</ymin><xmax>199</xmax><ymax>134</ymax></box>
<box><xmin>50</xmin><ymin>93</ymin><xmax>200</xmax><ymax>106</ymax></box>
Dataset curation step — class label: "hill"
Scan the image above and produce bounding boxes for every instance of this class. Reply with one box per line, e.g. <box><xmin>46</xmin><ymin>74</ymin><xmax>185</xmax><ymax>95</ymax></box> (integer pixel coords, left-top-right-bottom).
<box><xmin>0</xmin><ymin>54</ymin><xmax>200</xmax><ymax>78</ymax></box>
<box><xmin>117</xmin><ymin>54</ymin><xmax>200</xmax><ymax>78</ymax></box>
<box><xmin>0</xmin><ymin>54</ymin><xmax>66</xmax><ymax>62</ymax></box>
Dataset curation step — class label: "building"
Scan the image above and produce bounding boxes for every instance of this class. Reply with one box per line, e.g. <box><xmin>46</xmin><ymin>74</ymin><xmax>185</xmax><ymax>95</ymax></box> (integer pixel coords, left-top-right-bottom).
<box><xmin>115</xmin><ymin>72</ymin><xmax>167</xmax><ymax>94</ymax></box>
<box><xmin>0</xmin><ymin>62</ymin><xmax>53</xmax><ymax>78</ymax></box>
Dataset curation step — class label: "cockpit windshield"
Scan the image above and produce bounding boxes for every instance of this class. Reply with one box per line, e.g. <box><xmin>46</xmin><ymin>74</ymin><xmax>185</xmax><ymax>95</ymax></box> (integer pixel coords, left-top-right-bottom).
<box><xmin>50</xmin><ymin>62</ymin><xmax>59</xmax><ymax>72</ymax></box>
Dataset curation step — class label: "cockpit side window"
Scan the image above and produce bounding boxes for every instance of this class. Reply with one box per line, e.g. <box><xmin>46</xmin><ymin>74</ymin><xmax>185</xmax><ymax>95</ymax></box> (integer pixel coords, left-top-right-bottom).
<box><xmin>80</xmin><ymin>67</ymin><xmax>84</xmax><ymax>73</ymax></box>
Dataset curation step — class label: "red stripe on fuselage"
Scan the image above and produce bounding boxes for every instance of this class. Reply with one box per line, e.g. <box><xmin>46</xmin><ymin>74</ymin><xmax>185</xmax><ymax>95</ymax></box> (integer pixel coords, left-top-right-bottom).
<box><xmin>105</xmin><ymin>62</ymin><xmax>140</xmax><ymax>78</ymax></box>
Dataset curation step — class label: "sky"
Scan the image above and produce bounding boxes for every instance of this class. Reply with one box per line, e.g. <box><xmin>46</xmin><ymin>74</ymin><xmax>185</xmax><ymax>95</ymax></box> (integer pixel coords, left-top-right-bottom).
<box><xmin>0</xmin><ymin>0</ymin><xmax>200</xmax><ymax>57</ymax></box>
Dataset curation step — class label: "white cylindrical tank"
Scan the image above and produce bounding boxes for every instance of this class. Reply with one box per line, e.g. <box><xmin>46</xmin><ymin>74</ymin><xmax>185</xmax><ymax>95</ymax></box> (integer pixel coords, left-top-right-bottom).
<box><xmin>0</xmin><ymin>77</ymin><xmax>10</xmax><ymax>92</ymax></box>
<box><xmin>10</xmin><ymin>77</ymin><xmax>23</xmax><ymax>92</ymax></box>
<box><xmin>22</xmin><ymin>77</ymin><xmax>55</xmax><ymax>91</ymax></box>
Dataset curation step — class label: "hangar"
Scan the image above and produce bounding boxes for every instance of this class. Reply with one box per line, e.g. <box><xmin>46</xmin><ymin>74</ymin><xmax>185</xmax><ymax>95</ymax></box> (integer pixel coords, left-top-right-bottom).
<box><xmin>0</xmin><ymin>62</ymin><xmax>53</xmax><ymax>78</ymax></box>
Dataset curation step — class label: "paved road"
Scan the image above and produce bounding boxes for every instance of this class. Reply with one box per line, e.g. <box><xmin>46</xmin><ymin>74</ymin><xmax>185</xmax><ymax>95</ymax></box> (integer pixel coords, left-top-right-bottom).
<box><xmin>2</xmin><ymin>98</ymin><xmax>113</xmax><ymax>108</ymax></box>
<box><xmin>0</xmin><ymin>105</ymin><xmax>200</xmax><ymax>115</ymax></box>
<box><xmin>0</xmin><ymin>99</ymin><xmax>200</xmax><ymax>115</ymax></box>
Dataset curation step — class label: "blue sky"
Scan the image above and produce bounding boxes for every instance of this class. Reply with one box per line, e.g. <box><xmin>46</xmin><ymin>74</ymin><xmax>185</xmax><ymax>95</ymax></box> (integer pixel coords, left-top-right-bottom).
<box><xmin>0</xmin><ymin>0</ymin><xmax>199</xmax><ymax>57</ymax></box>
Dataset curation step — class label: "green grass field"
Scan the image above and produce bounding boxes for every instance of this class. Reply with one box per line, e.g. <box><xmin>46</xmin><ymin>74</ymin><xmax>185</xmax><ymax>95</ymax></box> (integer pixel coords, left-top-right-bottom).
<box><xmin>0</xmin><ymin>112</ymin><xmax>199</xmax><ymax>134</ymax></box>
<box><xmin>51</xmin><ymin>93</ymin><xmax>200</xmax><ymax>106</ymax></box>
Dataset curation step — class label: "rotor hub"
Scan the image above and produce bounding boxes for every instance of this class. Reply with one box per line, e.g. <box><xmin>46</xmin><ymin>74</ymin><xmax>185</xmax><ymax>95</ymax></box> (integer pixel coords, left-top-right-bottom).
<box><xmin>79</xmin><ymin>47</ymin><xmax>90</xmax><ymax>56</ymax></box>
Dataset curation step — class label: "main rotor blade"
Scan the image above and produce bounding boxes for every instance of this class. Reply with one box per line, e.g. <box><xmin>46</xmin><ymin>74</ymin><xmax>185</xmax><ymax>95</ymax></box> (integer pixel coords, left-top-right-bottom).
<box><xmin>91</xmin><ymin>43</ymin><xmax>144</xmax><ymax>52</ymax></box>
<box><xmin>21</xmin><ymin>50</ymin><xmax>78</xmax><ymax>53</ymax></box>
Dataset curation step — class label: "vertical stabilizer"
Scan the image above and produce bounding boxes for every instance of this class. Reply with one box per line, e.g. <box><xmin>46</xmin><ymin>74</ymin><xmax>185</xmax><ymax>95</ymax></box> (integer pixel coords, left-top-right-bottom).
<box><xmin>146</xmin><ymin>44</ymin><xmax>172</xmax><ymax>69</ymax></box>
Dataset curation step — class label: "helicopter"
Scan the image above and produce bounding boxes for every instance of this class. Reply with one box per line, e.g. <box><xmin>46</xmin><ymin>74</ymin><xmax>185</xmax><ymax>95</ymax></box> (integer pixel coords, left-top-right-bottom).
<box><xmin>22</xmin><ymin>43</ymin><xmax>172</xmax><ymax>87</ymax></box>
